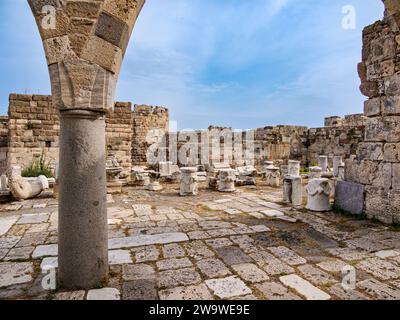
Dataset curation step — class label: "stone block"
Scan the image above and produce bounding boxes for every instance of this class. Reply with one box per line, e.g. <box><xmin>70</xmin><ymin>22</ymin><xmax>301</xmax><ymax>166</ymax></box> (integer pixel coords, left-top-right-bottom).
<box><xmin>334</xmin><ymin>181</ymin><xmax>364</xmax><ymax>215</ymax></box>
<box><xmin>360</xmin><ymin>81</ymin><xmax>379</xmax><ymax>98</ymax></box>
<box><xmin>95</xmin><ymin>12</ymin><xmax>130</xmax><ymax>51</ymax></box>
<box><xmin>365</xmin><ymin>186</ymin><xmax>392</xmax><ymax>224</ymax></box>
<box><xmin>357</xmin><ymin>143</ymin><xmax>383</xmax><ymax>161</ymax></box>
<box><xmin>43</xmin><ymin>36</ymin><xmax>76</xmax><ymax>65</ymax></box>
<box><xmin>102</xmin><ymin>0</ymin><xmax>145</xmax><ymax>31</ymax></box>
<box><xmin>81</xmin><ymin>35</ymin><xmax>123</xmax><ymax>74</ymax></box>
<box><xmin>384</xmin><ymin>143</ymin><xmax>400</xmax><ymax>162</ymax></box>
<box><xmin>65</xmin><ymin>1</ymin><xmax>102</xmax><ymax>19</ymax></box>
<box><xmin>364</xmin><ymin>97</ymin><xmax>381</xmax><ymax>117</ymax></box>
<box><xmin>393</xmin><ymin>163</ymin><xmax>400</xmax><ymax>190</ymax></box>
<box><xmin>382</xmin><ymin>95</ymin><xmax>400</xmax><ymax>115</ymax></box>
<box><xmin>365</xmin><ymin>116</ymin><xmax>400</xmax><ymax>143</ymax></box>
<box><xmin>344</xmin><ymin>160</ymin><xmax>392</xmax><ymax>189</ymax></box>
<box><xmin>384</xmin><ymin>73</ymin><xmax>400</xmax><ymax>96</ymax></box>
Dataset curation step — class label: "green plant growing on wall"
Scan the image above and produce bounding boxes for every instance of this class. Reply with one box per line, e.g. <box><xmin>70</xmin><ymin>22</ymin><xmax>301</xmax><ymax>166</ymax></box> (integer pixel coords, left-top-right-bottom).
<box><xmin>22</xmin><ymin>152</ymin><xmax>53</xmax><ymax>178</ymax></box>
<box><xmin>26</xmin><ymin>121</ymin><xmax>34</xmax><ymax>130</ymax></box>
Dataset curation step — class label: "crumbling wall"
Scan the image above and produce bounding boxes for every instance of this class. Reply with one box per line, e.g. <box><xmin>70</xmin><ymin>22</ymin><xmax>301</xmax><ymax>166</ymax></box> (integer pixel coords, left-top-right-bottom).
<box><xmin>344</xmin><ymin>13</ymin><xmax>400</xmax><ymax>224</ymax></box>
<box><xmin>7</xmin><ymin>94</ymin><xmax>59</xmax><ymax>172</ymax></box>
<box><xmin>307</xmin><ymin>115</ymin><xmax>366</xmax><ymax>165</ymax></box>
<box><xmin>0</xmin><ymin>94</ymin><xmax>169</xmax><ymax>175</ymax></box>
<box><xmin>106</xmin><ymin>102</ymin><xmax>133</xmax><ymax>171</ymax></box>
<box><xmin>131</xmin><ymin>105</ymin><xmax>169</xmax><ymax>165</ymax></box>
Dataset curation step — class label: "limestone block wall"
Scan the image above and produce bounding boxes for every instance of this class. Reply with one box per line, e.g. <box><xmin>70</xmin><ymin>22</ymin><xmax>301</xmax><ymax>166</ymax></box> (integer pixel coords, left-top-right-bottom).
<box><xmin>344</xmin><ymin>14</ymin><xmax>400</xmax><ymax>224</ymax></box>
<box><xmin>131</xmin><ymin>105</ymin><xmax>169</xmax><ymax>165</ymax></box>
<box><xmin>0</xmin><ymin>94</ymin><xmax>170</xmax><ymax>175</ymax></box>
<box><xmin>7</xmin><ymin>94</ymin><xmax>60</xmax><ymax>172</ymax></box>
<box><xmin>106</xmin><ymin>102</ymin><xmax>133</xmax><ymax>171</ymax></box>
<box><xmin>307</xmin><ymin>115</ymin><xmax>366</xmax><ymax>165</ymax></box>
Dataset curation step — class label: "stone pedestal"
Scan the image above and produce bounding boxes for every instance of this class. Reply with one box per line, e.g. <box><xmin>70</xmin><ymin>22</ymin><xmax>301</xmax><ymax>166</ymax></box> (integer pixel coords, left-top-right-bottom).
<box><xmin>319</xmin><ymin>156</ymin><xmax>329</xmax><ymax>173</ymax></box>
<box><xmin>288</xmin><ymin>160</ymin><xmax>300</xmax><ymax>176</ymax></box>
<box><xmin>58</xmin><ymin>110</ymin><xmax>108</xmax><ymax>289</ymax></box>
<box><xmin>180</xmin><ymin>167</ymin><xmax>198</xmax><ymax>196</ymax></box>
<box><xmin>333</xmin><ymin>156</ymin><xmax>343</xmax><ymax>177</ymax></box>
<box><xmin>283</xmin><ymin>175</ymin><xmax>302</xmax><ymax>206</ymax></box>
<box><xmin>218</xmin><ymin>169</ymin><xmax>236</xmax><ymax>192</ymax></box>
<box><xmin>309</xmin><ymin>166</ymin><xmax>322</xmax><ymax>179</ymax></box>
<box><xmin>265</xmin><ymin>166</ymin><xmax>281</xmax><ymax>187</ymax></box>
<box><xmin>144</xmin><ymin>171</ymin><xmax>163</xmax><ymax>191</ymax></box>
<box><xmin>306</xmin><ymin>178</ymin><xmax>332</xmax><ymax>212</ymax></box>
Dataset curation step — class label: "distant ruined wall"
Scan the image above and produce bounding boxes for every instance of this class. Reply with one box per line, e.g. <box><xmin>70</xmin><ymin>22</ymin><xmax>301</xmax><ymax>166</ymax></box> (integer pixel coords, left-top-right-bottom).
<box><xmin>307</xmin><ymin>114</ymin><xmax>367</xmax><ymax>165</ymax></box>
<box><xmin>7</xmin><ymin>94</ymin><xmax>59</xmax><ymax>173</ymax></box>
<box><xmin>344</xmin><ymin>12</ymin><xmax>400</xmax><ymax>224</ymax></box>
<box><xmin>131</xmin><ymin>105</ymin><xmax>169</xmax><ymax>166</ymax></box>
<box><xmin>106</xmin><ymin>102</ymin><xmax>133</xmax><ymax>171</ymax></box>
<box><xmin>0</xmin><ymin>94</ymin><xmax>170</xmax><ymax>175</ymax></box>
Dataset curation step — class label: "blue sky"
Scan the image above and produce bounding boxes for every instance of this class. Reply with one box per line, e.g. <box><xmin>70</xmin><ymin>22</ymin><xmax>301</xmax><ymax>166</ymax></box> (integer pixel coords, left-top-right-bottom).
<box><xmin>0</xmin><ymin>0</ymin><xmax>383</xmax><ymax>129</ymax></box>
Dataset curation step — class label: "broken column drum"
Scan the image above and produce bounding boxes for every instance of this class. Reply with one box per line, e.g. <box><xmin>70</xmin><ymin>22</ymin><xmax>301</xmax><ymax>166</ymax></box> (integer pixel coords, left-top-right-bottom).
<box><xmin>180</xmin><ymin>167</ymin><xmax>198</xmax><ymax>196</ymax></box>
<box><xmin>218</xmin><ymin>169</ymin><xmax>236</xmax><ymax>192</ymax></box>
<box><xmin>29</xmin><ymin>0</ymin><xmax>146</xmax><ymax>289</ymax></box>
<box><xmin>265</xmin><ymin>166</ymin><xmax>281</xmax><ymax>187</ymax></box>
<box><xmin>306</xmin><ymin>178</ymin><xmax>332</xmax><ymax>212</ymax></box>
<box><xmin>283</xmin><ymin>175</ymin><xmax>303</xmax><ymax>206</ymax></box>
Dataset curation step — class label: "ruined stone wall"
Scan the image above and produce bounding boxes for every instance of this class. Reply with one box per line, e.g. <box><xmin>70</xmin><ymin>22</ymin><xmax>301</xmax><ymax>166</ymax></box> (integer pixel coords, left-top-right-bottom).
<box><xmin>307</xmin><ymin>115</ymin><xmax>366</xmax><ymax>165</ymax></box>
<box><xmin>106</xmin><ymin>102</ymin><xmax>133</xmax><ymax>171</ymax></box>
<box><xmin>131</xmin><ymin>105</ymin><xmax>169</xmax><ymax>166</ymax></box>
<box><xmin>0</xmin><ymin>94</ymin><xmax>169</xmax><ymax>175</ymax></box>
<box><xmin>6</xmin><ymin>94</ymin><xmax>59</xmax><ymax>172</ymax></box>
<box><xmin>344</xmin><ymin>14</ymin><xmax>400</xmax><ymax>224</ymax></box>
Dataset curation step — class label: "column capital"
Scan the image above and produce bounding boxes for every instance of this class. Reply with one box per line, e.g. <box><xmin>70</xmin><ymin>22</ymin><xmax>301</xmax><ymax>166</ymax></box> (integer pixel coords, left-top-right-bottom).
<box><xmin>28</xmin><ymin>0</ymin><xmax>145</xmax><ymax>112</ymax></box>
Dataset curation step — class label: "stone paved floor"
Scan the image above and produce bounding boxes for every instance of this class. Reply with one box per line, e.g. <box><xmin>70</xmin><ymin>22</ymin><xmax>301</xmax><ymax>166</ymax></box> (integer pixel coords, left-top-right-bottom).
<box><xmin>0</xmin><ymin>183</ymin><xmax>400</xmax><ymax>300</ymax></box>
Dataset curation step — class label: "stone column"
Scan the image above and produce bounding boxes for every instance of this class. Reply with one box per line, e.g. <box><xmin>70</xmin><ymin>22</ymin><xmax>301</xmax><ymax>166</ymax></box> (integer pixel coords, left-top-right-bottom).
<box><xmin>180</xmin><ymin>167</ymin><xmax>198</xmax><ymax>196</ymax></box>
<box><xmin>283</xmin><ymin>175</ymin><xmax>302</xmax><ymax>206</ymax></box>
<box><xmin>319</xmin><ymin>156</ymin><xmax>329</xmax><ymax>173</ymax></box>
<box><xmin>29</xmin><ymin>0</ymin><xmax>145</xmax><ymax>289</ymax></box>
<box><xmin>333</xmin><ymin>156</ymin><xmax>343</xmax><ymax>177</ymax></box>
<box><xmin>306</xmin><ymin>178</ymin><xmax>331</xmax><ymax>212</ymax></box>
<box><xmin>58</xmin><ymin>110</ymin><xmax>107</xmax><ymax>288</ymax></box>
<box><xmin>288</xmin><ymin>160</ymin><xmax>300</xmax><ymax>176</ymax></box>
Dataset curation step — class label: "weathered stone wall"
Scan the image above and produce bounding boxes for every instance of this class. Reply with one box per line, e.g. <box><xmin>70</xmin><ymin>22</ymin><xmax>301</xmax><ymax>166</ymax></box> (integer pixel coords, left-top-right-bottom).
<box><xmin>6</xmin><ymin>94</ymin><xmax>59</xmax><ymax>172</ymax></box>
<box><xmin>0</xmin><ymin>94</ymin><xmax>169</xmax><ymax>175</ymax></box>
<box><xmin>105</xmin><ymin>102</ymin><xmax>133</xmax><ymax>171</ymax></box>
<box><xmin>131</xmin><ymin>105</ymin><xmax>169</xmax><ymax>165</ymax></box>
<box><xmin>307</xmin><ymin>115</ymin><xmax>366</xmax><ymax>165</ymax></box>
<box><xmin>344</xmin><ymin>13</ymin><xmax>400</xmax><ymax>224</ymax></box>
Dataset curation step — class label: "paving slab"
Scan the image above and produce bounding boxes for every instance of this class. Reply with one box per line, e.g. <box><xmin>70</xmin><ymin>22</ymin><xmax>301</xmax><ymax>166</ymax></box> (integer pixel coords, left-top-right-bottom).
<box><xmin>280</xmin><ymin>274</ymin><xmax>331</xmax><ymax>300</ymax></box>
<box><xmin>159</xmin><ymin>284</ymin><xmax>214</xmax><ymax>300</ymax></box>
<box><xmin>0</xmin><ymin>262</ymin><xmax>33</xmax><ymax>288</ymax></box>
<box><xmin>0</xmin><ymin>216</ymin><xmax>18</xmax><ymax>236</ymax></box>
<box><xmin>32</xmin><ymin>244</ymin><xmax>58</xmax><ymax>259</ymax></box>
<box><xmin>255</xmin><ymin>282</ymin><xmax>302</xmax><ymax>300</ymax></box>
<box><xmin>205</xmin><ymin>276</ymin><xmax>252</xmax><ymax>299</ymax></box>
<box><xmin>196</xmin><ymin>258</ymin><xmax>232</xmax><ymax>279</ymax></box>
<box><xmin>109</xmin><ymin>232</ymin><xmax>189</xmax><ymax>250</ymax></box>
<box><xmin>232</xmin><ymin>263</ymin><xmax>270</xmax><ymax>283</ymax></box>
<box><xmin>268</xmin><ymin>246</ymin><xmax>307</xmax><ymax>266</ymax></box>
<box><xmin>87</xmin><ymin>288</ymin><xmax>120</xmax><ymax>300</ymax></box>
